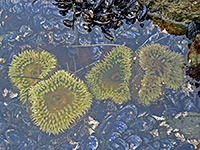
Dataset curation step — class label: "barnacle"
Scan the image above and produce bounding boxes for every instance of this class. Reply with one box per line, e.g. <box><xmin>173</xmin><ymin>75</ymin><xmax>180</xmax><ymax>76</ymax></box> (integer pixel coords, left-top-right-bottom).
<box><xmin>29</xmin><ymin>70</ymin><xmax>92</xmax><ymax>134</ymax></box>
<box><xmin>8</xmin><ymin>50</ymin><xmax>57</xmax><ymax>103</ymax></box>
<box><xmin>86</xmin><ymin>46</ymin><xmax>132</xmax><ymax>104</ymax></box>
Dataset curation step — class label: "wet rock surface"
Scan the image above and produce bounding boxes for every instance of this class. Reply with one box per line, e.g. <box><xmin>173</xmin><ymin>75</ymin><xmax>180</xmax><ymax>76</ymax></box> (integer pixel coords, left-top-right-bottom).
<box><xmin>140</xmin><ymin>0</ymin><xmax>200</xmax><ymax>35</ymax></box>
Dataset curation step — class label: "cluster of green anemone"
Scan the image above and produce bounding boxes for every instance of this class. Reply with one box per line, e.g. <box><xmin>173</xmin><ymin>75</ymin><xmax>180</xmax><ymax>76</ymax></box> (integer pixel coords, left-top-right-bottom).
<box><xmin>8</xmin><ymin>44</ymin><xmax>184</xmax><ymax>134</ymax></box>
<box><xmin>8</xmin><ymin>50</ymin><xmax>58</xmax><ymax>103</ymax></box>
<box><xmin>138</xmin><ymin>43</ymin><xmax>184</xmax><ymax>106</ymax></box>
<box><xmin>8</xmin><ymin>49</ymin><xmax>92</xmax><ymax>135</ymax></box>
<box><xmin>9</xmin><ymin>46</ymin><xmax>133</xmax><ymax>134</ymax></box>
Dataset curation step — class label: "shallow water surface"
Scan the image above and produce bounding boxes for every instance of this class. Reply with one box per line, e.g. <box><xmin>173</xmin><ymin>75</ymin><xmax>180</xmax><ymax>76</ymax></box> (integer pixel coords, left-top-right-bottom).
<box><xmin>0</xmin><ymin>0</ymin><xmax>198</xmax><ymax>149</ymax></box>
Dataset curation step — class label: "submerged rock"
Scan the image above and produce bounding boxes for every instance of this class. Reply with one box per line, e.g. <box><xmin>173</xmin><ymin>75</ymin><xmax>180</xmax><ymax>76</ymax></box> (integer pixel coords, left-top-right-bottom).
<box><xmin>140</xmin><ymin>0</ymin><xmax>200</xmax><ymax>35</ymax></box>
<box><xmin>166</xmin><ymin>112</ymin><xmax>200</xmax><ymax>142</ymax></box>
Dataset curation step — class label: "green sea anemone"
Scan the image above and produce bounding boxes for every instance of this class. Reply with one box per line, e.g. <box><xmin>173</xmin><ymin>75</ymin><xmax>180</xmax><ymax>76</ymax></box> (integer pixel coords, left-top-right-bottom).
<box><xmin>29</xmin><ymin>70</ymin><xmax>92</xmax><ymax>135</ymax></box>
<box><xmin>85</xmin><ymin>46</ymin><xmax>132</xmax><ymax>104</ymax></box>
<box><xmin>8</xmin><ymin>50</ymin><xmax>57</xmax><ymax>103</ymax></box>
<box><xmin>138</xmin><ymin>43</ymin><xmax>184</xmax><ymax>105</ymax></box>
<box><xmin>138</xmin><ymin>71</ymin><xmax>162</xmax><ymax>106</ymax></box>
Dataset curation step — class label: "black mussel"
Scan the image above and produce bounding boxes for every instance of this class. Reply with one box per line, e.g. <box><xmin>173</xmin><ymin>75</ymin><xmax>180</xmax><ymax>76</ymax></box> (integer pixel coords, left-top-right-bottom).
<box><xmin>111</xmin><ymin>14</ymin><xmax>122</xmax><ymax>22</ymax></box>
<box><xmin>138</xmin><ymin>145</ymin><xmax>155</xmax><ymax>150</ymax></box>
<box><xmin>116</xmin><ymin>105</ymin><xmax>138</xmax><ymax>124</ymax></box>
<box><xmin>82</xmin><ymin>16</ymin><xmax>93</xmax><ymax>24</ymax></box>
<box><xmin>101</xmin><ymin>25</ymin><xmax>114</xmax><ymax>40</ymax></box>
<box><xmin>127</xmin><ymin>135</ymin><xmax>142</xmax><ymax>149</ymax></box>
<box><xmin>85</xmin><ymin>9</ymin><xmax>94</xmax><ymax>18</ymax></box>
<box><xmin>112</xmin><ymin>20</ymin><xmax>123</xmax><ymax>29</ymax></box>
<box><xmin>111</xmin><ymin>9</ymin><xmax>122</xmax><ymax>21</ymax></box>
<box><xmin>108</xmin><ymin>138</ymin><xmax>129</xmax><ymax>149</ymax></box>
<box><xmin>53</xmin><ymin>2</ymin><xmax>72</xmax><ymax>9</ymax></box>
<box><xmin>91</xmin><ymin>47</ymin><xmax>102</xmax><ymax>60</ymax></box>
<box><xmin>83</xmin><ymin>24</ymin><xmax>92</xmax><ymax>32</ymax></box>
<box><xmin>81</xmin><ymin>2</ymin><xmax>88</xmax><ymax>9</ymax></box>
<box><xmin>162</xmin><ymin>106</ymin><xmax>180</xmax><ymax>118</ymax></box>
<box><xmin>93</xmin><ymin>0</ymin><xmax>105</xmax><ymax>11</ymax></box>
<box><xmin>136</xmin><ymin>5</ymin><xmax>147</xmax><ymax>21</ymax></box>
<box><xmin>124</xmin><ymin>0</ymin><xmax>137</xmax><ymax>10</ymax></box>
<box><xmin>87</xmin><ymin>0</ymin><xmax>95</xmax><ymax>6</ymax></box>
<box><xmin>74</xmin><ymin>1</ymin><xmax>82</xmax><ymax>6</ymax></box>
<box><xmin>104</xmin><ymin>0</ymin><xmax>114</xmax><ymax>10</ymax></box>
<box><xmin>117</xmin><ymin>0</ymin><xmax>130</xmax><ymax>9</ymax></box>
<box><xmin>54</xmin><ymin>0</ymin><xmax>67</xmax><ymax>2</ymax></box>
<box><xmin>75</xmin><ymin>11</ymin><xmax>82</xmax><ymax>17</ymax></box>
<box><xmin>32</xmin><ymin>0</ymin><xmax>38</xmax><ymax>4</ymax></box>
<box><xmin>113</xmin><ymin>0</ymin><xmax>122</xmax><ymax>6</ymax></box>
<box><xmin>186</xmin><ymin>64</ymin><xmax>200</xmax><ymax>81</ymax></box>
<box><xmin>102</xmin><ymin>33</ymin><xmax>114</xmax><ymax>42</ymax></box>
<box><xmin>63</xmin><ymin>19</ymin><xmax>73</xmax><ymax>27</ymax></box>
<box><xmin>175</xmin><ymin>143</ymin><xmax>195</xmax><ymax>150</ymax></box>
<box><xmin>124</xmin><ymin>13</ymin><xmax>137</xmax><ymax>20</ymax></box>
<box><xmin>73</xmin><ymin>2</ymin><xmax>82</xmax><ymax>10</ymax></box>
<box><xmin>83</xmin><ymin>10</ymin><xmax>94</xmax><ymax>21</ymax></box>
<box><xmin>97</xmin><ymin>115</ymin><xmax>115</xmax><ymax>138</ymax></box>
<box><xmin>114</xmin><ymin>0</ymin><xmax>127</xmax><ymax>8</ymax></box>
<box><xmin>59</xmin><ymin>9</ymin><xmax>68</xmax><ymax>16</ymax></box>
<box><xmin>183</xmin><ymin>99</ymin><xmax>199</xmax><ymax>112</ymax></box>
<box><xmin>94</xmin><ymin>12</ymin><xmax>111</xmax><ymax>21</ymax></box>
<box><xmin>187</xmin><ymin>21</ymin><xmax>200</xmax><ymax>40</ymax></box>
<box><xmin>125</xmin><ymin>2</ymin><xmax>140</xmax><ymax>14</ymax></box>
<box><xmin>126</xmin><ymin>18</ymin><xmax>136</xmax><ymax>25</ymax></box>
<box><xmin>94</xmin><ymin>20</ymin><xmax>110</xmax><ymax>25</ymax></box>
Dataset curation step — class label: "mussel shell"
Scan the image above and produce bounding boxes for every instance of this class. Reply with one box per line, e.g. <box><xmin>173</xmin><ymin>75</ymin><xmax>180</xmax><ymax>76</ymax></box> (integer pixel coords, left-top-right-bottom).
<box><xmin>136</xmin><ymin>5</ymin><xmax>147</xmax><ymax>21</ymax></box>
<box><xmin>83</xmin><ymin>24</ymin><xmax>92</xmax><ymax>32</ymax></box>
<box><xmin>101</xmin><ymin>25</ymin><xmax>114</xmax><ymax>40</ymax></box>
<box><xmin>54</xmin><ymin>2</ymin><xmax>72</xmax><ymax>9</ymax></box>
<box><xmin>63</xmin><ymin>19</ymin><xmax>73</xmax><ymax>27</ymax></box>
<box><xmin>115</xmin><ymin>105</ymin><xmax>138</xmax><ymax>124</ymax></box>
<box><xmin>107</xmin><ymin>137</ymin><xmax>129</xmax><ymax>150</ymax></box>
<box><xmin>175</xmin><ymin>143</ymin><xmax>195</xmax><ymax>150</ymax></box>
<box><xmin>127</xmin><ymin>135</ymin><xmax>142</xmax><ymax>149</ymax></box>
<box><xmin>59</xmin><ymin>9</ymin><xmax>69</xmax><ymax>16</ymax></box>
<box><xmin>187</xmin><ymin>21</ymin><xmax>200</xmax><ymax>40</ymax></box>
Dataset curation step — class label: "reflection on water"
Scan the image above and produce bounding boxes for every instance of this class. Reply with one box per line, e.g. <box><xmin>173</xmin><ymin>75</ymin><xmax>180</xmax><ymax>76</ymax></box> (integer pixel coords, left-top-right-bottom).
<box><xmin>0</xmin><ymin>0</ymin><xmax>199</xmax><ymax>149</ymax></box>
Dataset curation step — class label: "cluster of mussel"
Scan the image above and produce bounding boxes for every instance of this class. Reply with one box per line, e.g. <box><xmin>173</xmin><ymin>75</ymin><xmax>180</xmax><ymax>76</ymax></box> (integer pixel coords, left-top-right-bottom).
<box><xmin>185</xmin><ymin>22</ymin><xmax>200</xmax><ymax>96</ymax></box>
<box><xmin>79</xmin><ymin>104</ymin><xmax>196</xmax><ymax>150</ymax></box>
<box><xmin>0</xmin><ymin>0</ymin><xmax>80</xmax><ymax>48</ymax></box>
<box><xmin>54</xmin><ymin>0</ymin><xmax>147</xmax><ymax>40</ymax></box>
